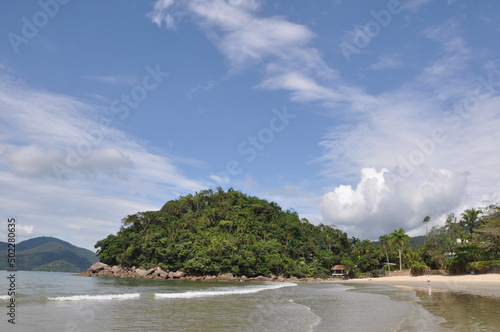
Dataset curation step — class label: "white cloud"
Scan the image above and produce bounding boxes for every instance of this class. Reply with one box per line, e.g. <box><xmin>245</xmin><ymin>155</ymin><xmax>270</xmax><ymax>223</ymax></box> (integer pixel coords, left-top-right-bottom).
<box><xmin>17</xmin><ymin>224</ymin><xmax>35</xmax><ymax>236</ymax></box>
<box><xmin>148</xmin><ymin>0</ymin><xmax>347</xmax><ymax>105</ymax></box>
<box><xmin>209</xmin><ymin>174</ymin><xmax>230</xmax><ymax>184</ymax></box>
<box><xmin>318</xmin><ymin>20</ymin><xmax>500</xmax><ymax>239</ymax></box>
<box><xmin>0</xmin><ymin>219</ymin><xmax>34</xmax><ymax>242</ymax></box>
<box><xmin>148</xmin><ymin>0</ymin><xmax>177</xmax><ymax>29</ymax></box>
<box><xmin>369</xmin><ymin>54</ymin><xmax>405</xmax><ymax>70</ymax></box>
<box><xmin>319</xmin><ymin>86</ymin><xmax>500</xmax><ymax>238</ymax></box>
<box><xmin>0</xmin><ymin>76</ymin><xmax>207</xmax><ymax>249</ymax></box>
<box><xmin>403</xmin><ymin>0</ymin><xmax>433</xmax><ymax>11</ymax></box>
<box><xmin>321</xmin><ymin>167</ymin><xmax>468</xmax><ymax>239</ymax></box>
<box><xmin>258</xmin><ymin>72</ymin><xmax>342</xmax><ymax>102</ymax></box>
<box><xmin>147</xmin><ymin>2</ymin><xmax>500</xmax><ymax>241</ymax></box>
<box><xmin>85</xmin><ymin>75</ymin><xmax>138</xmax><ymax>85</ymax></box>
<box><xmin>0</xmin><ymin>77</ymin><xmax>205</xmax><ymax>188</ymax></box>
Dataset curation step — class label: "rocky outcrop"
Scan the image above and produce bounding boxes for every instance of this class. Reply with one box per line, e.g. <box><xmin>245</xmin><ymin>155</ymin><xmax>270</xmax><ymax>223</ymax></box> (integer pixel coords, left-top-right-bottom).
<box><xmin>80</xmin><ymin>264</ymin><xmax>190</xmax><ymax>280</ymax></box>
<box><xmin>171</xmin><ymin>270</ymin><xmax>186</xmax><ymax>278</ymax></box>
<box><xmin>80</xmin><ymin>264</ymin><xmax>330</xmax><ymax>282</ymax></box>
<box><xmin>89</xmin><ymin>262</ymin><xmax>109</xmax><ymax>273</ymax></box>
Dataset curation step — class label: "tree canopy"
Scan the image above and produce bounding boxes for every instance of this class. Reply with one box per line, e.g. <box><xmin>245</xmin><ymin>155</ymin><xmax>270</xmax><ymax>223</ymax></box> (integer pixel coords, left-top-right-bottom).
<box><xmin>94</xmin><ymin>188</ymin><xmax>500</xmax><ymax>278</ymax></box>
<box><xmin>389</xmin><ymin>228</ymin><xmax>410</xmax><ymax>271</ymax></box>
<box><xmin>95</xmin><ymin>188</ymin><xmax>351</xmax><ymax>278</ymax></box>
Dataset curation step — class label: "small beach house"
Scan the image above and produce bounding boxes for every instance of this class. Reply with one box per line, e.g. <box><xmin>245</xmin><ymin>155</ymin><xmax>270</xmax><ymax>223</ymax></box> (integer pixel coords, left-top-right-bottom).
<box><xmin>331</xmin><ymin>265</ymin><xmax>345</xmax><ymax>277</ymax></box>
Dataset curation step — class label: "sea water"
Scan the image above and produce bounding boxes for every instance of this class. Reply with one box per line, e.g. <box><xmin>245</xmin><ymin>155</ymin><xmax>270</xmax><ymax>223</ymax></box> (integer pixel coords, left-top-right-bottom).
<box><xmin>0</xmin><ymin>271</ymin><xmax>498</xmax><ymax>331</ymax></box>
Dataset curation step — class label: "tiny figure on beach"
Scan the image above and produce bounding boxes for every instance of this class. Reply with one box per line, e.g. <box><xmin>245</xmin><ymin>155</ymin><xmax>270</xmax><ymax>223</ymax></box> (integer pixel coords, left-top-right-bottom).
<box><xmin>427</xmin><ymin>276</ymin><xmax>430</xmax><ymax>283</ymax></box>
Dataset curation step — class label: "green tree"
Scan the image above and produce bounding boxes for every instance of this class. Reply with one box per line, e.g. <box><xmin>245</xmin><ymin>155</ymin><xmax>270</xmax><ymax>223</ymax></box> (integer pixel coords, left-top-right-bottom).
<box><xmin>340</xmin><ymin>256</ymin><xmax>356</xmax><ymax>278</ymax></box>
<box><xmin>460</xmin><ymin>208</ymin><xmax>482</xmax><ymax>234</ymax></box>
<box><xmin>378</xmin><ymin>234</ymin><xmax>392</xmax><ymax>273</ymax></box>
<box><xmin>351</xmin><ymin>240</ymin><xmax>382</xmax><ymax>273</ymax></box>
<box><xmin>421</xmin><ymin>225</ymin><xmax>450</xmax><ymax>270</ymax></box>
<box><xmin>94</xmin><ymin>189</ymin><xmax>352</xmax><ymax>278</ymax></box>
<box><xmin>423</xmin><ymin>216</ymin><xmax>431</xmax><ymax>235</ymax></box>
<box><xmin>446</xmin><ymin>244</ymin><xmax>482</xmax><ymax>274</ymax></box>
<box><xmin>390</xmin><ymin>228</ymin><xmax>410</xmax><ymax>271</ymax></box>
<box><xmin>474</xmin><ymin>205</ymin><xmax>500</xmax><ymax>258</ymax></box>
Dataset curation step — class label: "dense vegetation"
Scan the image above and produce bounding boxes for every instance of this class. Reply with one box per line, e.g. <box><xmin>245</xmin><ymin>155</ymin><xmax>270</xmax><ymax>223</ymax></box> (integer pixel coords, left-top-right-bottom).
<box><xmin>374</xmin><ymin>205</ymin><xmax>500</xmax><ymax>276</ymax></box>
<box><xmin>95</xmin><ymin>188</ymin><xmax>352</xmax><ymax>278</ymax></box>
<box><xmin>421</xmin><ymin>206</ymin><xmax>500</xmax><ymax>274</ymax></box>
<box><xmin>0</xmin><ymin>237</ymin><xmax>98</xmax><ymax>272</ymax></box>
<box><xmin>95</xmin><ymin>188</ymin><xmax>500</xmax><ymax>278</ymax></box>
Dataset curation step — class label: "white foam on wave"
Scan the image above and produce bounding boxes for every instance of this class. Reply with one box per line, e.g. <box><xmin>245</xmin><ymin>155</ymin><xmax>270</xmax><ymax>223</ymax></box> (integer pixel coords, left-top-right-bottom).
<box><xmin>155</xmin><ymin>282</ymin><xmax>296</xmax><ymax>299</ymax></box>
<box><xmin>48</xmin><ymin>293</ymin><xmax>140</xmax><ymax>301</ymax></box>
<box><xmin>0</xmin><ymin>295</ymin><xmax>11</xmax><ymax>301</ymax></box>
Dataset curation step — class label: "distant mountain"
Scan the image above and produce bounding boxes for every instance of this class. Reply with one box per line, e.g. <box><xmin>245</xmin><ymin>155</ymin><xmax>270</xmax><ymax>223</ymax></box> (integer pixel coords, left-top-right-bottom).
<box><xmin>0</xmin><ymin>236</ymin><xmax>98</xmax><ymax>272</ymax></box>
<box><xmin>409</xmin><ymin>235</ymin><xmax>426</xmax><ymax>248</ymax></box>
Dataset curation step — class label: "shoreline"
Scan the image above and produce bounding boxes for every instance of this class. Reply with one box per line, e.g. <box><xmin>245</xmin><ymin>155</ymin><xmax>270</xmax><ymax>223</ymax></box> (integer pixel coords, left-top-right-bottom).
<box><xmin>331</xmin><ymin>274</ymin><xmax>500</xmax><ymax>297</ymax></box>
<box><xmin>80</xmin><ymin>262</ymin><xmax>336</xmax><ymax>283</ymax></box>
<box><xmin>81</xmin><ymin>263</ymin><xmax>500</xmax><ymax>297</ymax></box>
<box><xmin>331</xmin><ymin>274</ymin><xmax>500</xmax><ymax>331</ymax></box>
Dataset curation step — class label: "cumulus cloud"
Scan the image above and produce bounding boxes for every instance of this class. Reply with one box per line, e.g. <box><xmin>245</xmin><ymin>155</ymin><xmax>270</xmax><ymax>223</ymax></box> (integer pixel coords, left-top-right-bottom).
<box><xmin>321</xmin><ymin>167</ymin><xmax>469</xmax><ymax>239</ymax></box>
<box><xmin>17</xmin><ymin>224</ymin><xmax>35</xmax><ymax>236</ymax></box>
<box><xmin>318</xmin><ymin>20</ymin><xmax>500</xmax><ymax>239</ymax></box>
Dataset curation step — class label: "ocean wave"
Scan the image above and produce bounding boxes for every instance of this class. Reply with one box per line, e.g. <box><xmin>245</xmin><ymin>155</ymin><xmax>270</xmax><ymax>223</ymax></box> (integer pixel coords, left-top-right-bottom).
<box><xmin>0</xmin><ymin>295</ymin><xmax>11</xmax><ymax>301</ymax></box>
<box><xmin>48</xmin><ymin>293</ymin><xmax>140</xmax><ymax>301</ymax></box>
<box><xmin>155</xmin><ymin>282</ymin><xmax>296</xmax><ymax>299</ymax></box>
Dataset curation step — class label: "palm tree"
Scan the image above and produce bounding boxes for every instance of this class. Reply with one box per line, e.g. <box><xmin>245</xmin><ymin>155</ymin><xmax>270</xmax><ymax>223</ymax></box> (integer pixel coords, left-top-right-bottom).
<box><xmin>379</xmin><ymin>234</ymin><xmax>391</xmax><ymax>274</ymax></box>
<box><xmin>422</xmin><ymin>216</ymin><xmax>431</xmax><ymax>235</ymax></box>
<box><xmin>460</xmin><ymin>208</ymin><xmax>482</xmax><ymax>234</ymax></box>
<box><xmin>389</xmin><ymin>228</ymin><xmax>410</xmax><ymax>271</ymax></box>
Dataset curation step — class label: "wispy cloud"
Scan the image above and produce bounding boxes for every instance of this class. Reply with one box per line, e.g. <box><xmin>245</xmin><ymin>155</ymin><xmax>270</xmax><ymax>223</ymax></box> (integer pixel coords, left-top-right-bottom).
<box><xmin>369</xmin><ymin>54</ymin><xmax>405</xmax><ymax>70</ymax></box>
<box><xmin>148</xmin><ymin>0</ymin><xmax>352</xmax><ymax>106</ymax></box>
<box><xmin>0</xmin><ymin>75</ymin><xmax>207</xmax><ymax>249</ymax></box>
<box><xmin>148</xmin><ymin>0</ymin><xmax>177</xmax><ymax>29</ymax></box>
<box><xmin>403</xmin><ymin>0</ymin><xmax>433</xmax><ymax>11</ymax></box>
<box><xmin>148</xmin><ymin>2</ymin><xmax>500</xmax><ymax>240</ymax></box>
<box><xmin>85</xmin><ymin>75</ymin><xmax>138</xmax><ymax>85</ymax></box>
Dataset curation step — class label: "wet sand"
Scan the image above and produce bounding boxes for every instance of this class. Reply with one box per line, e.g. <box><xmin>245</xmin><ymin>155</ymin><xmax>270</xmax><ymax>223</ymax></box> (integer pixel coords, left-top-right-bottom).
<box><xmin>335</xmin><ymin>274</ymin><xmax>500</xmax><ymax>297</ymax></box>
<box><xmin>333</xmin><ymin>274</ymin><xmax>500</xmax><ymax>330</ymax></box>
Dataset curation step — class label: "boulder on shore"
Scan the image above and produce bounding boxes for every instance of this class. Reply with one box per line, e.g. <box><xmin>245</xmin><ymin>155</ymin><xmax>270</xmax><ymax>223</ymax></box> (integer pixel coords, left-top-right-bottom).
<box><xmin>81</xmin><ymin>264</ymin><xmax>327</xmax><ymax>283</ymax></box>
<box><xmin>111</xmin><ymin>265</ymin><xmax>123</xmax><ymax>274</ymax></box>
<box><xmin>217</xmin><ymin>273</ymin><xmax>236</xmax><ymax>281</ymax></box>
<box><xmin>172</xmin><ymin>270</ymin><xmax>186</xmax><ymax>278</ymax></box>
<box><xmin>89</xmin><ymin>262</ymin><xmax>109</xmax><ymax>273</ymax></box>
<box><xmin>134</xmin><ymin>268</ymin><xmax>150</xmax><ymax>278</ymax></box>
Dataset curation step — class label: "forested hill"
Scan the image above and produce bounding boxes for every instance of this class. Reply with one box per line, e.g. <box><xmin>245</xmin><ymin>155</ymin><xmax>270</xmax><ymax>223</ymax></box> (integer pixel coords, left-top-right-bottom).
<box><xmin>0</xmin><ymin>236</ymin><xmax>98</xmax><ymax>272</ymax></box>
<box><xmin>95</xmin><ymin>188</ymin><xmax>352</xmax><ymax>278</ymax></box>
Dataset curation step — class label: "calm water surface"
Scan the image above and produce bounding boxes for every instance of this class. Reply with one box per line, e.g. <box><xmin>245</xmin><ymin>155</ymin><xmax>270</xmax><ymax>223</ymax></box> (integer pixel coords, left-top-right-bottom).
<box><xmin>0</xmin><ymin>271</ymin><xmax>498</xmax><ymax>331</ymax></box>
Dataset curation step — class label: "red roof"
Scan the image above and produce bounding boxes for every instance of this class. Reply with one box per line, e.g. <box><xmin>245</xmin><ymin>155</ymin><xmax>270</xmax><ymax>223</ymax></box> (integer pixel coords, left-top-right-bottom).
<box><xmin>332</xmin><ymin>265</ymin><xmax>345</xmax><ymax>270</ymax></box>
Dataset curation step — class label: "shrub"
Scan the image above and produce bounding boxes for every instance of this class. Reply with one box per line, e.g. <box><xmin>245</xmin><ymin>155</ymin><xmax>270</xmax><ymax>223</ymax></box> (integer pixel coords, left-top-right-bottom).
<box><xmin>410</xmin><ymin>262</ymin><xmax>428</xmax><ymax>276</ymax></box>
<box><xmin>446</xmin><ymin>244</ymin><xmax>481</xmax><ymax>275</ymax></box>
<box><xmin>466</xmin><ymin>260</ymin><xmax>500</xmax><ymax>274</ymax></box>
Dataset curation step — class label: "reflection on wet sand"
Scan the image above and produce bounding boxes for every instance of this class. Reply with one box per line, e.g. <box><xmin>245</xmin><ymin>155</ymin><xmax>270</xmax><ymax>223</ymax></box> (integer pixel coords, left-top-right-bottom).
<box><xmin>415</xmin><ymin>288</ymin><xmax>500</xmax><ymax>331</ymax></box>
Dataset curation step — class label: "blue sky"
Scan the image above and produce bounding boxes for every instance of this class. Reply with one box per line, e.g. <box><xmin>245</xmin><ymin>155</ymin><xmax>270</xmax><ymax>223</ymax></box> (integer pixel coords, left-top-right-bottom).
<box><xmin>1</xmin><ymin>0</ymin><xmax>500</xmax><ymax>250</ymax></box>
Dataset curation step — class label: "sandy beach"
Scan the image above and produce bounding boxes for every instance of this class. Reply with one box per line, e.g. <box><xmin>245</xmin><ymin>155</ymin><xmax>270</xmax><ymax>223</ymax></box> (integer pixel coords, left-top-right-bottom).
<box><xmin>335</xmin><ymin>274</ymin><xmax>500</xmax><ymax>297</ymax></box>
